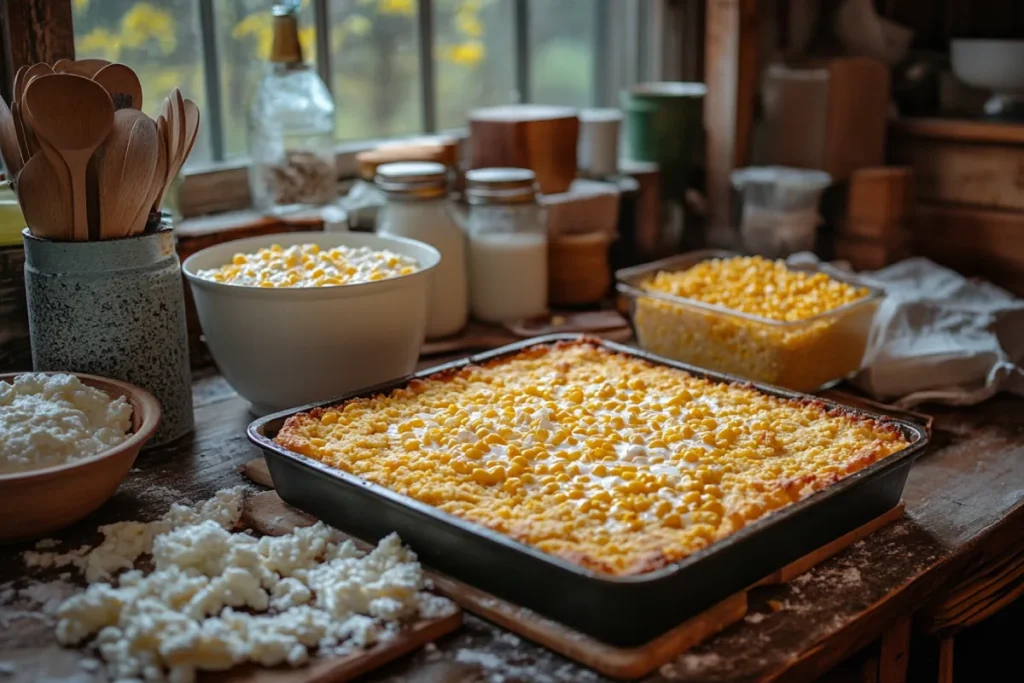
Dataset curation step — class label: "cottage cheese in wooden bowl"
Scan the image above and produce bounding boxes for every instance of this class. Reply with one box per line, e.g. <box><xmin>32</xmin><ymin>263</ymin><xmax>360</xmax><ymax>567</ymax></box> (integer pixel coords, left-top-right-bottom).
<box><xmin>0</xmin><ymin>373</ymin><xmax>133</xmax><ymax>474</ymax></box>
<box><xmin>0</xmin><ymin>372</ymin><xmax>162</xmax><ymax>542</ymax></box>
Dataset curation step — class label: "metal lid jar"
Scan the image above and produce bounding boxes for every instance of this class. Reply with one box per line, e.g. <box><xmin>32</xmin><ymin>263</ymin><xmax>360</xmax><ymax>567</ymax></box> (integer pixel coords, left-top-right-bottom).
<box><xmin>375</xmin><ymin>162</ymin><xmax>467</xmax><ymax>339</ymax></box>
<box><xmin>464</xmin><ymin>168</ymin><xmax>548</xmax><ymax>322</ymax></box>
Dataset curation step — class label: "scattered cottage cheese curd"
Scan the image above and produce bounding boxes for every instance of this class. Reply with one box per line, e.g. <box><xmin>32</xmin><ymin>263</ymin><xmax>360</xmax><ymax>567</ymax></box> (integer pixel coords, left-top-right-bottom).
<box><xmin>29</xmin><ymin>487</ymin><xmax>455</xmax><ymax>683</ymax></box>
<box><xmin>0</xmin><ymin>373</ymin><xmax>133</xmax><ymax>474</ymax></box>
<box><xmin>197</xmin><ymin>243</ymin><xmax>420</xmax><ymax>288</ymax></box>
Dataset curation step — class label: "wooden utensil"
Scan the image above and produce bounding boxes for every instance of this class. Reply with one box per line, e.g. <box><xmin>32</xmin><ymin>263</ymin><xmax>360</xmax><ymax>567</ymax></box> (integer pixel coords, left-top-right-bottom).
<box><xmin>92</xmin><ymin>63</ymin><xmax>143</xmax><ymax>111</ymax></box>
<box><xmin>153</xmin><ymin>113</ymin><xmax>173</xmax><ymax>208</ymax></box>
<box><xmin>57</xmin><ymin>58</ymin><xmax>111</xmax><ymax>78</ymax></box>
<box><xmin>169</xmin><ymin>98</ymin><xmax>200</xmax><ymax>180</ymax></box>
<box><xmin>169</xmin><ymin>89</ymin><xmax>186</xmax><ymax>166</ymax></box>
<box><xmin>151</xmin><ymin>94</ymin><xmax>199</xmax><ymax>216</ymax></box>
<box><xmin>12</xmin><ymin>63</ymin><xmax>52</xmax><ymax>160</ymax></box>
<box><xmin>0</xmin><ymin>97</ymin><xmax>23</xmax><ymax>176</ymax></box>
<box><xmin>24</xmin><ymin>74</ymin><xmax>115</xmax><ymax>242</ymax></box>
<box><xmin>120</xmin><ymin>116</ymin><xmax>160</xmax><ymax>237</ymax></box>
<box><xmin>17</xmin><ymin>153</ymin><xmax>72</xmax><ymax>240</ymax></box>
<box><xmin>96</xmin><ymin>109</ymin><xmax>144</xmax><ymax>239</ymax></box>
<box><xmin>10</xmin><ymin>66</ymin><xmax>28</xmax><ymax>154</ymax></box>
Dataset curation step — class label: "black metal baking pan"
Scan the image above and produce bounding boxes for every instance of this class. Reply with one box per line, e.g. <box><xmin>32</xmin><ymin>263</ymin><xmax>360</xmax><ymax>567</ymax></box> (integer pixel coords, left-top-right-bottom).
<box><xmin>248</xmin><ymin>334</ymin><xmax>929</xmax><ymax>647</ymax></box>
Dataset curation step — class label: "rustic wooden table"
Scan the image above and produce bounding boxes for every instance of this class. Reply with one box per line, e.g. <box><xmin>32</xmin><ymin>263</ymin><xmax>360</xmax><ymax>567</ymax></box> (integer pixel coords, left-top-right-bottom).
<box><xmin>2</xmin><ymin>364</ymin><xmax>1022</xmax><ymax>683</ymax></box>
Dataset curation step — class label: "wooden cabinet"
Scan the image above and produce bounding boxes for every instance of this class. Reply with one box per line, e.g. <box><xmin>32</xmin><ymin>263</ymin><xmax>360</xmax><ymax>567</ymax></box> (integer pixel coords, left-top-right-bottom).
<box><xmin>890</xmin><ymin>118</ymin><xmax>1024</xmax><ymax>295</ymax></box>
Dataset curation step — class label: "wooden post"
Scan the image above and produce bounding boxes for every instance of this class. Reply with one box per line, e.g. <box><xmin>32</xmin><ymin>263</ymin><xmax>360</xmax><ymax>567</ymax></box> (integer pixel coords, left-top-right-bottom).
<box><xmin>0</xmin><ymin>0</ymin><xmax>75</xmax><ymax>101</ymax></box>
<box><xmin>879</xmin><ymin>616</ymin><xmax>912</xmax><ymax>683</ymax></box>
<box><xmin>704</xmin><ymin>0</ymin><xmax>759</xmax><ymax>246</ymax></box>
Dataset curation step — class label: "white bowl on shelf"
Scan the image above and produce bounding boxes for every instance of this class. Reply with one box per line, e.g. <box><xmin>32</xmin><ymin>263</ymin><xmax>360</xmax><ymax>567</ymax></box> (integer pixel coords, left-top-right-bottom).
<box><xmin>182</xmin><ymin>231</ymin><xmax>440</xmax><ymax>415</ymax></box>
<box><xmin>951</xmin><ymin>39</ymin><xmax>1024</xmax><ymax>117</ymax></box>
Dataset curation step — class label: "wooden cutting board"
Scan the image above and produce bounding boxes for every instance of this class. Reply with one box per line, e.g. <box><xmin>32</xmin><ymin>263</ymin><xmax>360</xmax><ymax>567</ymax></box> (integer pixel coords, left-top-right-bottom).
<box><xmin>240</xmin><ymin>460</ymin><xmax>904</xmax><ymax>680</ymax></box>
<box><xmin>199</xmin><ymin>491</ymin><xmax>462</xmax><ymax>683</ymax></box>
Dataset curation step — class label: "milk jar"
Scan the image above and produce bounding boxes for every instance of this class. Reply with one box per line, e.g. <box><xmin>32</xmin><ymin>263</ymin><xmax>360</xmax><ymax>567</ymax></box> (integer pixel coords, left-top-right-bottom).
<box><xmin>465</xmin><ymin>168</ymin><xmax>548</xmax><ymax>322</ymax></box>
<box><xmin>376</xmin><ymin>162</ymin><xmax>468</xmax><ymax>338</ymax></box>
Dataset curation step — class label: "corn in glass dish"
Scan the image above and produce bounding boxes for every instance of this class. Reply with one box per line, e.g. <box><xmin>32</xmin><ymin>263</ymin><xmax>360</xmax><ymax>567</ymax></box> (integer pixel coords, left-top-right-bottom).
<box><xmin>616</xmin><ymin>251</ymin><xmax>882</xmax><ymax>392</ymax></box>
<box><xmin>274</xmin><ymin>340</ymin><xmax>908</xmax><ymax>577</ymax></box>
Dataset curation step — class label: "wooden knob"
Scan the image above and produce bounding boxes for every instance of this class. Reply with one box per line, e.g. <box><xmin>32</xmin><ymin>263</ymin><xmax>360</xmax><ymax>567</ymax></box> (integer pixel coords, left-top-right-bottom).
<box><xmin>468</xmin><ymin>105</ymin><xmax>579</xmax><ymax>194</ymax></box>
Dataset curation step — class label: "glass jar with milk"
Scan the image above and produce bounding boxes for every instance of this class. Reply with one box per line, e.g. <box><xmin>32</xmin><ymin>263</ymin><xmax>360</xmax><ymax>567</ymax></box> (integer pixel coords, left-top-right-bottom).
<box><xmin>465</xmin><ymin>168</ymin><xmax>548</xmax><ymax>322</ymax></box>
<box><xmin>375</xmin><ymin>162</ymin><xmax>468</xmax><ymax>339</ymax></box>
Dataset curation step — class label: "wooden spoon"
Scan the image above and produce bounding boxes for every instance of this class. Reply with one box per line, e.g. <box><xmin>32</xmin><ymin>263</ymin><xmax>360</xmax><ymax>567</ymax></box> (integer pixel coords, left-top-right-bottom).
<box><xmin>170</xmin><ymin>89</ymin><xmax>187</xmax><ymax>164</ymax></box>
<box><xmin>12</xmin><ymin>63</ymin><xmax>52</xmax><ymax>160</ymax></box>
<box><xmin>24</xmin><ymin>74</ymin><xmax>115</xmax><ymax>242</ymax></box>
<box><xmin>52</xmin><ymin>59</ymin><xmax>72</xmax><ymax>73</ymax></box>
<box><xmin>0</xmin><ymin>97</ymin><xmax>23</xmax><ymax>177</ymax></box>
<box><xmin>95</xmin><ymin>109</ymin><xmax>144</xmax><ymax>238</ymax></box>
<box><xmin>148</xmin><ymin>115</ymin><xmax>170</xmax><ymax>213</ymax></box>
<box><xmin>170</xmin><ymin>98</ymin><xmax>200</xmax><ymax>179</ymax></box>
<box><xmin>154</xmin><ymin>112</ymin><xmax>175</xmax><ymax>208</ymax></box>
<box><xmin>17</xmin><ymin>153</ymin><xmax>72</xmax><ymax>241</ymax></box>
<box><xmin>58</xmin><ymin>58</ymin><xmax>111</xmax><ymax>78</ymax></box>
<box><xmin>122</xmin><ymin>118</ymin><xmax>160</xmax><ymax>237</ymax></box>
<box><xmin>92</xmin><ymin>63</ymin><xmax>143</xmax><ymax>111</ymax></box>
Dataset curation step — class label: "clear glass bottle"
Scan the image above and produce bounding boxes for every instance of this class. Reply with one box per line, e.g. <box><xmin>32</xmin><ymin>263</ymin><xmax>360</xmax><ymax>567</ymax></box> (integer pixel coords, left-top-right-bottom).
<box><xmin>465</xmin><ymin>168</ymin><xmax>548</xmax><ymax>322</ymax></box>
<box><xmin>248</xmin><ymin>2</ymin><xmax>336</xmax><ymax>216</ymax></box>
<box><xmin>375</xmin><ymin>162</ymin><xmax>468</xmax><ymax>339</ymax></box>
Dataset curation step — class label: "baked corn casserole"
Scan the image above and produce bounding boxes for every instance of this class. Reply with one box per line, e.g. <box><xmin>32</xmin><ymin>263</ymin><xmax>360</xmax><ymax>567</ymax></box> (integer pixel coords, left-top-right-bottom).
<box><xmin>197</xmin><ymin>242</ymin><xmax>419</xmax><ymax>287</ymax></box>
<box><xmin>629</xmin><ymin>255</ymin><xmax>878</xmax><ymax>392</ymax></box>
<box><xmin>276</xmin><ymin>341</ymin><xmax>909</xmax><ymax>576</ymax></box>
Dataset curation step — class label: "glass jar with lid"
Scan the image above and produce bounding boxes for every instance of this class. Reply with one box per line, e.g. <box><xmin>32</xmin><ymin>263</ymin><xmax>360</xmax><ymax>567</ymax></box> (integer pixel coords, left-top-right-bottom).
<box><xmin>465</xmin><ymin>168</ymin><xmax>548</xmax><ymax>322</ymax></box>
<box><xmin>376</xmin><ymin>161</ymin><xmax>467</xmax><ymax>339</ymax></box>
<box><xmin>248</xmin><ymin>1</ymin><xmax>336</xmax><ymax>216</ymax></box>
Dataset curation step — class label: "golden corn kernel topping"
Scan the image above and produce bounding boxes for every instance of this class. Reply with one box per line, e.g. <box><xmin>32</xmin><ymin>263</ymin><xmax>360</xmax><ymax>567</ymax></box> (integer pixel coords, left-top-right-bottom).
<box><xmin>276</xmin><ymin>342</ymin><xmax>909</xmax><ymax>576</ymax></box>
<box><xmin>197</xmin><ymin>243</ymin><xmax>419</xmax><ymax>288</ymax></box>
<box><xmin>642</xmin><ymin>256</ymin><xmax>869</xmax><ymax>322</ymax></box>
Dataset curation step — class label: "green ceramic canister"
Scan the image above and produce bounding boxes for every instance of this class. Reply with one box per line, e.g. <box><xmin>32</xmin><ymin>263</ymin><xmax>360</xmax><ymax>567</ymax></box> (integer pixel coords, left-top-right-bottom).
<box><xmin>621</xmin><ymin>82</ymin><xmax>707</xmax><ymax>198</ymax></box>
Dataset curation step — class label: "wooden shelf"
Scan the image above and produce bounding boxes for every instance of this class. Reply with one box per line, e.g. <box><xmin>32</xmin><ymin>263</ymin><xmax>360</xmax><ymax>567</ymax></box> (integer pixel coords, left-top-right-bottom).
<box><xmin>890</xmin><ymin>117</ymin><xmax>1024</xmax><ymax>145</ymax></box>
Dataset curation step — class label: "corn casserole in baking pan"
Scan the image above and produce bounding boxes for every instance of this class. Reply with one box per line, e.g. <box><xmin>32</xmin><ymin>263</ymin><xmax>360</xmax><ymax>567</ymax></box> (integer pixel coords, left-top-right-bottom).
<box><xmin>275</xmin><ymin>340</ymin><xmax>908</xmax><ymax>576</ymax></box>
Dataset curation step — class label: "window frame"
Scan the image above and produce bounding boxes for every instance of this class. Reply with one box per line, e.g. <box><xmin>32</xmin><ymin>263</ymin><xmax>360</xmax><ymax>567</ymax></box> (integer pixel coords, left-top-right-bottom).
<box><xmin>1</xmin><ymin>0</ymin><xmax>697</xmax><ymax>219</ymax></box>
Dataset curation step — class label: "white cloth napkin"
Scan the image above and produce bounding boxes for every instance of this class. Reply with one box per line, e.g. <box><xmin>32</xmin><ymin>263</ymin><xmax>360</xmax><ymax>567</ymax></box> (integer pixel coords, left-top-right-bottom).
<box><xmin>789</xmin><ymin>254</ymin><xmax>1024</xmax><ymax>408</ymax></box>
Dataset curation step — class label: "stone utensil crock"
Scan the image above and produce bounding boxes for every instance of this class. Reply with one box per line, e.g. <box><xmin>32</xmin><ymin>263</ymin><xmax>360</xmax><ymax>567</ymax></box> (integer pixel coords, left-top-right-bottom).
<box><xmin>22</xmin><ymin>226</ymin><xmax>193</xmax><ymax>446</ymax></box>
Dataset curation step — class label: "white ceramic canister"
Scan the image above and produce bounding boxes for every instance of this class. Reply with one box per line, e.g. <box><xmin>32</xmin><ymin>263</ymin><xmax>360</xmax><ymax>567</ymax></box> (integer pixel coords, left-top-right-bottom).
<box><xmin>375</xmin><ymin>162</ymin><xmax>468</xmax><ymax>339</ymax></box>
<box><xmin>577</xmin><ymin>108</ymin><xmax>622</xmax><ymax>178</ymax></box>
<box><xmin>465</xmin><ymin>168</ymin><xmax>548</xmax><ymax>322</ymax></box>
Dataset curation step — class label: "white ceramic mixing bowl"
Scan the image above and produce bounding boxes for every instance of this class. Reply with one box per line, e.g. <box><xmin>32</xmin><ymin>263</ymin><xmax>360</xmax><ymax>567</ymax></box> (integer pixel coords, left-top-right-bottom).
<box><xmin>183</xmin><ymin>231</ymin><xmax>440</xmax><ymax>415</ymax></box>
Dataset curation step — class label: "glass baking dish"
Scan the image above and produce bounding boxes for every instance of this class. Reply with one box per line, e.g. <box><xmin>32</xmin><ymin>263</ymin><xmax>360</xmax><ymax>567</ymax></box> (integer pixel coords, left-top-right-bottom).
<box><xmin>616</xmin><ymin>250</ymin><xmax>883</xmax><ymax>392</ymax></box>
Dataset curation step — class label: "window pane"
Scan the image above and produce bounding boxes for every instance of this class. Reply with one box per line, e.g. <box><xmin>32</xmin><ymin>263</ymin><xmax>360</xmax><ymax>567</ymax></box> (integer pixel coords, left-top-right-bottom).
<box><xmin>528</xmin><ymin>0</ymin><xmax>595</xmax><ymax>108</ymax></box>
<box><xmin>72</xmin><ymin>0</ymin><xmax>210</xmax><ymax>167</ymax></box>
<box><xmin>330</xmin><ymin>0</ymin><xmax>423</xmax><ymax>140</ymax></box>
<box><xmin>433</xmin><ymin>0</ymin><xmax>516</xmax><ymax>130</ymax></box>
<box><xmin>216</xmin><ymin>0</ymin><xmax>318</xmax><ymax>160</ymax></box>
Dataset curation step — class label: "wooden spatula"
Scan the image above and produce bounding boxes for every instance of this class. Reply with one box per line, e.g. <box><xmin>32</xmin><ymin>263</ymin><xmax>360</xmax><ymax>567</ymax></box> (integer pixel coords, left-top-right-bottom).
<box><xmin>24</xmin><ymin>74</ymin><xmax>114</xmax><ymax>241</ymax></box>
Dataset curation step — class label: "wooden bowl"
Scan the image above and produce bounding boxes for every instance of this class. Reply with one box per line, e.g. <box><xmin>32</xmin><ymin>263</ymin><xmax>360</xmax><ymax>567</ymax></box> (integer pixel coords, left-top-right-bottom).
<box><xmin>0</xmin><ymin>372</ymin><xmax>162</xmax><ymax>543</ymax></box>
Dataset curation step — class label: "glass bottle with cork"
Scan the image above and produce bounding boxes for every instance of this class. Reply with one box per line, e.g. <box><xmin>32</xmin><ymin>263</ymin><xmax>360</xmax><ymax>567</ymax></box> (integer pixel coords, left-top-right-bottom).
<box><xmin>249</xmin><ymin>1</ymin><xmax>336</xmax><ymax>216</ymax></box>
